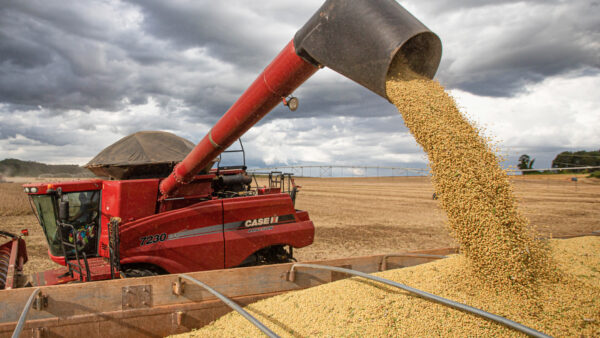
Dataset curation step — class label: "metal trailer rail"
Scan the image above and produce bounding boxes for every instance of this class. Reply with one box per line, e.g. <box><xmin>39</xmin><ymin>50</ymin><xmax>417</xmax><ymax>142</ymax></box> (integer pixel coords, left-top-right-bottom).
<box><xmin>176</xmin><ymin>274</ymin><xmax>279</xmax><ymax>338</ymax></box>
<box><xmin>288</xmin><ymin>263</ymin><xmax>551</xmax><ymax>338</ymax></box>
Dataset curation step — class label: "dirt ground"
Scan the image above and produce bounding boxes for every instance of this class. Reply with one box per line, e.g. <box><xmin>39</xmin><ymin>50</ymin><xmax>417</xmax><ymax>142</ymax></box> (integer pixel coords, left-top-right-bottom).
<box><xmin>1</xmin><ymin>174</ymin><xmax>599</xmax><ymax>274</ymax></box>
<box><xmin>292</xmin><ymin>175</ymin><xmax>600</xmax><ymax>261</ymax></box>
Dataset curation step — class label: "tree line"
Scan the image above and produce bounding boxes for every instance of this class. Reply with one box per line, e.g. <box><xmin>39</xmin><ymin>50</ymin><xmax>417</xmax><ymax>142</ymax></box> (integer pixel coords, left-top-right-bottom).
<box><xmin>518</xmin><ymin>150</ymin><xmax>600</xmax><ymax>175</ymax></box>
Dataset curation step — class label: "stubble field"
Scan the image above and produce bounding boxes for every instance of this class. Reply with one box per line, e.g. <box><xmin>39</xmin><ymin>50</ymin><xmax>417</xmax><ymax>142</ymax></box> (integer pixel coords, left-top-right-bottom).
<box><xmin>291</xmin><ymin>174</ymin><xmax>600</xmax><ymax>261</ymax></box>
<box><xmin>1</xmin><ymin>174</ymin><xmax>599</xmax><ymax>274</ymax></box>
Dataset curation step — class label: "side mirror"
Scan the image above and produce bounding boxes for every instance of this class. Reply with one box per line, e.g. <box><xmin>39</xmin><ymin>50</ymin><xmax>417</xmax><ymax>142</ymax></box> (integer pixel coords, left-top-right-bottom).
<box><xmin>58</xmin><ymin>200</ymin><xmax>70</xmax><ymax>223</ymax></box>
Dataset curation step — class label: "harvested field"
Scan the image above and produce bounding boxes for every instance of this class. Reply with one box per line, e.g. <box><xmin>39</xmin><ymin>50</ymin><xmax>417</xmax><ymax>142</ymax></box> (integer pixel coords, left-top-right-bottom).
<box><xmin>0</xmin><ymin>182</ymin><xmax>32</xmax><ymax>216</ymax></box>
<box><xmin>188</xmin><ymin>236</ymin><xmax>600</xmax><ymax>337</ymax></box>
<box><xmin>1</xmin><ymin>176</ymin><xmax>599</xmax><ymax>275</ymax></box>
<box><xmin>292</xmin><ymin>174</ymin><xmax>600</xmax><ymax>262</ymax></box>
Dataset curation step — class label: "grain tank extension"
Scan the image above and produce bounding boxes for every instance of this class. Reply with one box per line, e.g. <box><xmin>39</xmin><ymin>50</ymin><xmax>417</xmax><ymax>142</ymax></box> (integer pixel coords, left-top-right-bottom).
<box><xmin>14</xmin><ymin>0</ymin><xmax>441</xmax><ymax>288</ymax></box>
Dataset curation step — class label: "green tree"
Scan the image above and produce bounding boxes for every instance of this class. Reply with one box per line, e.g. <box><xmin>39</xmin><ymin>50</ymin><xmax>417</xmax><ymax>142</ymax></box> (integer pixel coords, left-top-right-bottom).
<box><xmin>518</xmin><ymin>154</ymin><xmax>535</xmax><ymax>173</ymax></box>
<box><xmin>552</xmin><ymin>150</ymin><xmax>600</xmax><ymax>171</ymax></box>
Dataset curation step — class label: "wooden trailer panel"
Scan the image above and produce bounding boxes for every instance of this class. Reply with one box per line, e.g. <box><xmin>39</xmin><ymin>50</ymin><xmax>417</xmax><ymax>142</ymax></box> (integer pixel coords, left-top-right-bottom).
<box><xmin>0</xmin><ymin>249</ymin><xmax>455</xmax><ymax>338</ymax></box>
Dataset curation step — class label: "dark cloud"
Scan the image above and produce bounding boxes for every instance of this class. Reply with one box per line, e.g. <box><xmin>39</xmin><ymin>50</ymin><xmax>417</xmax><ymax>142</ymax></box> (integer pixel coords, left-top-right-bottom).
<box><xmin>0</xmin><ymin>118</ymin><xmax>71</xmax><ymax>146</ymax></box>
<box><xmin>416</xmin><ymin>0</ymin><xmax>600</xmax><ymax>96</ymax></box>
<box><xmin>0</xmin><ymin>0</ymin><xmax>598</xmax><ymax>168</ymax></box>
<box><xmin>3</xmin><ymin>0</ymin><xmax>597</xmax><ymax>116</ymax></box>
<box><xmin>0</xmin><ymin>3</ymin><xmax>136</xmax><ymax>111</ymax></box>
<box><xmin>124</xmin><ymin>0</ymin><xmax>299</xmax><ymax>70</ymax></box>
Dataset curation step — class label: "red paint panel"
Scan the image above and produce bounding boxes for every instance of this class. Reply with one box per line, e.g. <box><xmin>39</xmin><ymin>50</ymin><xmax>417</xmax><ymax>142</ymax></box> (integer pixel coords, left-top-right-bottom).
<box><xmin>296</xmin><ymin>210</ymin><xmax>310</xmax><ymax>222</ymax></box>
<box><xmin>119</xmin><ymin>200</ymin><xmax>224</xmax><ymax>273</ymax></box>
<box><xmin>223</xmin><ymin>194</ymin><xmax>314</xmax><ymax>267</ymax></box>
<box><xmin>158</xmin><ymin>176</ymin><xmax>215</xmax><ymax>213</ymax></box>
<box><xmin>100</xmin><ymin>179</ymin><xmax>159</xmax><ymax>257</ymax></box>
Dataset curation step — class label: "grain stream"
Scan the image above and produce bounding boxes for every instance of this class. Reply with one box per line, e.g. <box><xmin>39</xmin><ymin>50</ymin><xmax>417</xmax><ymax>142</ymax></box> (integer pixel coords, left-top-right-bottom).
<box><xmin>385</xmin><ymin>61</ymin><xmax>555</xmax><ymax>290</ymax></box>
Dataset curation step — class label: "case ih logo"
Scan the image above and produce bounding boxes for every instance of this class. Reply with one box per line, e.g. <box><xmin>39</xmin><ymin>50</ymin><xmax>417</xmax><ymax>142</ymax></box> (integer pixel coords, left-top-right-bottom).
<box><xmin>244</xmin><ymin>216</ymin><xmax>279</xmax><ymax>228</ymax></box>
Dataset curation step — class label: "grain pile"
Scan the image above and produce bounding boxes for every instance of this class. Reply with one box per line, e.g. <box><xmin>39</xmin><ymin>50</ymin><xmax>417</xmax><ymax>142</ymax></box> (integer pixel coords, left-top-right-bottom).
<box><xmin>179</xmin><ymin>236</ymin><xmax>600</xmax><ymax>337</ymax></box>
<box><xmin>385</xmin><ymin>59</ymin><xmax>555</xmax><ymax>289</ymax></box>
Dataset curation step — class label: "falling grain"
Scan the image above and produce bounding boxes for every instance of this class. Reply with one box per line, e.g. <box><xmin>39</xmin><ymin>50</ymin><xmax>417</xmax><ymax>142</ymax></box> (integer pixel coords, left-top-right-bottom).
<box><xmin>385</xmin><ymin>57</ymin><xmax>556</xmax><ymax>289</ymax></box>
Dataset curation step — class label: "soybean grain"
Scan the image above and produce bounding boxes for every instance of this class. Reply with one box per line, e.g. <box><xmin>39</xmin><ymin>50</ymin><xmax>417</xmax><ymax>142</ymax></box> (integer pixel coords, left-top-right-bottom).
<box><xmin>178</xmin><ymin>237</ymin><xmax>599</xmax><ymax>337</ymax></box>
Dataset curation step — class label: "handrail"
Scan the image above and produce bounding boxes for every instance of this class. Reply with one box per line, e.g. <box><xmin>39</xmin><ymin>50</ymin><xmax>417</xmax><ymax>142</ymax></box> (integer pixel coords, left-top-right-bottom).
<box><xmin>177</xmin><ymin>274</ymin><xmax>279</xmax><ymax>338</ymax></box>
<box><xmin>12</xmin><ymin>288</ymin><xmax>41</xmax><ymax>338</ymax></box>
<box><xmin>288</xmin><ymin>263</ymin><xmax>551</xmax><ymax>338</ymax></box>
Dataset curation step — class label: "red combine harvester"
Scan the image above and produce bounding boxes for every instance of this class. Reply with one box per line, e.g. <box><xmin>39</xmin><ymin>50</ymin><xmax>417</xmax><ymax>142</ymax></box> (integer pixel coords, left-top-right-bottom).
<box><xmin>7</xmin><ymin>0</ymin><xmax>441</xmax><ymax>289</ymax></box>
<box><xmin>19</xmin><ymin>133</ymin><xmax>312</xmax><ymax>285</ymax></box>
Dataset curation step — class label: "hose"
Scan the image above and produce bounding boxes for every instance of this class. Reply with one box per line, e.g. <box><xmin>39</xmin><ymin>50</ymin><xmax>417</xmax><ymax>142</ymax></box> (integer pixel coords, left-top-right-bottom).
<box><xmin>12</xmin><ymin>288</ymin><xmax>41</xmax><ymax>338</ymax></box>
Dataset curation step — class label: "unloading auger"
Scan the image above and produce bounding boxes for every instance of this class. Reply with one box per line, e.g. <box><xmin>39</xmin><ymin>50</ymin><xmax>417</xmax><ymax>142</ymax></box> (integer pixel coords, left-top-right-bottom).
<box><xmin>159</xmin><ymin>0</ymin><xmax>442</xmax><ymax>197</ymax></box>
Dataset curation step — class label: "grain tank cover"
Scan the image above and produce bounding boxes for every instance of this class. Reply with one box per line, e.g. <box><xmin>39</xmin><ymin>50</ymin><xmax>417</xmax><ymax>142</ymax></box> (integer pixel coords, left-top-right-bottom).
<box><xmin>85</xmin><ymin>131</ymin><xmax>201</xmax><ymax>179</ymax></box>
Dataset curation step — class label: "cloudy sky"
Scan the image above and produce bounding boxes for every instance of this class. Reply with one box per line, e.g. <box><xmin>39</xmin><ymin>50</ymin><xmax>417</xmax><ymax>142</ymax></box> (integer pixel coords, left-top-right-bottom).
<box><xmin>1</xmin><ymin>0</ymin><xmax>598</xmax><ymax>171</ymax></box>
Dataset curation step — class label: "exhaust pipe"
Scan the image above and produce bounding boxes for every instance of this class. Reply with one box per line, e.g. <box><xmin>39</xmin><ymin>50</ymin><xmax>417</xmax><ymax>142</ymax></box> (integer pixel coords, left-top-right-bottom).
<box><xmin>160</xmin><ymin>0</ymin><xmax>441</xmax><ymax>197</ymax></box>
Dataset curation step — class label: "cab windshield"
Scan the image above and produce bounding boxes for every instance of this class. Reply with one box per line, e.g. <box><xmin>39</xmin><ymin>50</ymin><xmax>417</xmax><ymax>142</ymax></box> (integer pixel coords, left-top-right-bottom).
<box><xmin>30</xmin><ymin>191</ymin><xmax>100</xmax><ymax>257</ymax></box>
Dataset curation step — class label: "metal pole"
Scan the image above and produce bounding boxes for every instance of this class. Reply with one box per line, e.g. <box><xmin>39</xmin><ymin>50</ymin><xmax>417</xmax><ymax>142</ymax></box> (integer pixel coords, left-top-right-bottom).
<box><xmin>12</xmin><ymin>288</ymin><xmax>41</xmax><ymax>338</ymax></box>
<box><xmin>288</xmin><ymin>264</ymin><xmax>551</xmax><ymax>338</ymax></box>
<box><xmin>178</xmin><ymin>274</ymin><xmax>279</xmax><ymax>338</ymax></box>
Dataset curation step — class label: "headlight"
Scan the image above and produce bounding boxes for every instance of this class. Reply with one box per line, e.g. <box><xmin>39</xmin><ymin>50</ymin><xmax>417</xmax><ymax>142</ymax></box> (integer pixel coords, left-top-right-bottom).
<box><xmin>30</xmin><ymin>187</ymin><xmax>38</xmax><ymax>193</ymax></box>
<box><xmin>24</xmin><ymin>187</ymin><xmax>30</xmax><ymax>193</ymax></box>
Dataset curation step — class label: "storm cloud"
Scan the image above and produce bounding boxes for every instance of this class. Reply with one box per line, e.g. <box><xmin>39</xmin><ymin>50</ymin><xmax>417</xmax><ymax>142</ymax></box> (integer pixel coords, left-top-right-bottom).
<box><xmin>0</xmin><ymin>0</ymin><xmax>598</xmax><ymax>169</ymax></box>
